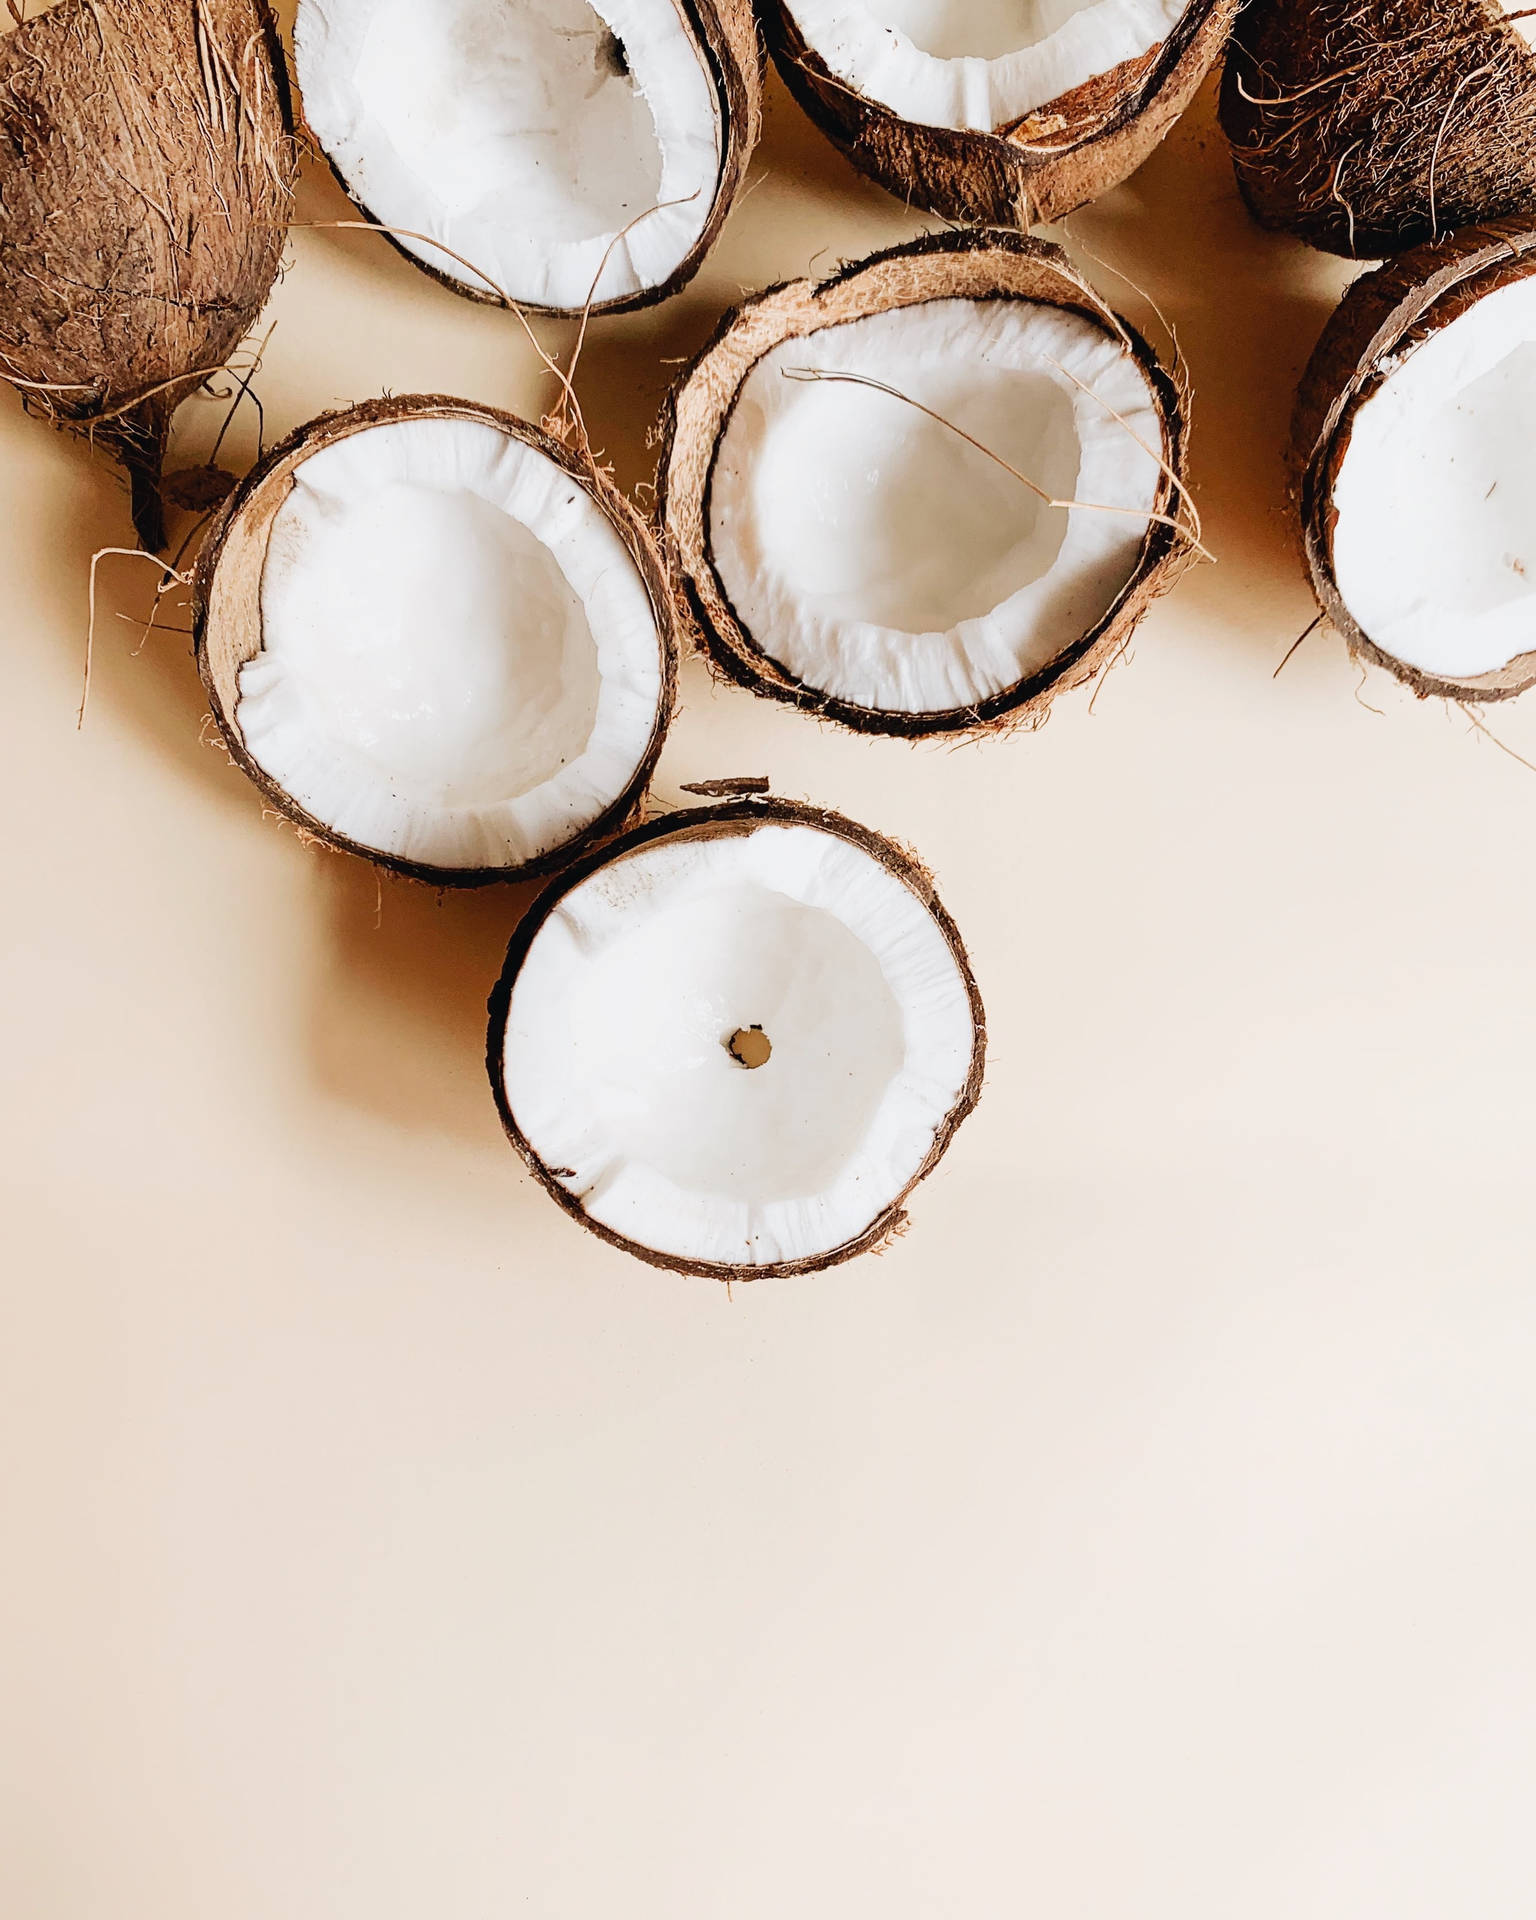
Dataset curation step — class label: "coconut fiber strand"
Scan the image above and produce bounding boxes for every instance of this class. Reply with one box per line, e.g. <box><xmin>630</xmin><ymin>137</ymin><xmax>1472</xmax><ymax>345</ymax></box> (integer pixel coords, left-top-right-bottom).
<box><xmin>0</xmin><ymin>0</ymin><xmax>293</xmax><ymax>548</ymax></box>
<box><xmin>1222</xmin><ymin>0</ymin><xmax>1536</xmax><ymax>257</ymax></box>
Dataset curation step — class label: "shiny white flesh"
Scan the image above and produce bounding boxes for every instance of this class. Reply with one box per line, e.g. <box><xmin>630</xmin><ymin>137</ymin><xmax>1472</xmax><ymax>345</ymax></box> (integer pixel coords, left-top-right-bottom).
<box><xmin>295</xmin><ymin>0</ymin><xmax>721</xmax><ymax>309</ymax></box>
<box><xmin>1331</xmin><ymin>274</ymin><xmax>1536</xmax><ymax>681</ymax></box>
<box><xmin>783</xmin><ymin>0</ymin><xmax>1190</xmax><ymax>131</ymax></box>
<box><xmin>1496</xmin><ymin>0</ymin><xmax>1536</xmax><ymax>52</ymax></box>
<box><xmin>239</xmin><ymin>417</ymin><xmax>664</xmax><ymax>871</ymax></box>
<box><xmin>501</xmin><ymin>821</ymin><xmax>978</xmax><ymax>1269</ymax></box>
<box><xmin>708</xmin><ymin>297</ymin><xmax>1164</xmax><ymax>715</ymax></box>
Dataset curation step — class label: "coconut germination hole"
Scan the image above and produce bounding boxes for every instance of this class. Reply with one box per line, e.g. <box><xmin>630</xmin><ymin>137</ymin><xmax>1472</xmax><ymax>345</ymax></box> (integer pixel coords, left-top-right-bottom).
<box><xmin>295</xmin><ymin>0</ymin><xmax>760</xmax><ymax>313</ymax></box>
<box><xmin>488</xmin><ymin>801</ymin><xmax>985</xmax><ymax>1278</ymax></box>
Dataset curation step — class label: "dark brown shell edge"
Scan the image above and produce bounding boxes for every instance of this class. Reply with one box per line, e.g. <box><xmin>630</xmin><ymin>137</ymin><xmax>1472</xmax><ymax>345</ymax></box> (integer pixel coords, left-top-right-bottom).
<box><xmin>484</xmin><ymin>796</ymin><xmax>988</xmax><ymax>1281</ymax></box>
<box><xmin>653</xmin><ymin>226</ymin><xmax>1193</xmax><ymax>740</ymax></box>
<box><xmin>0</xmin><ymin>0</ymin><xmax>296</xmax><ymax>551</ymax></box>
<box><xmin>191</xmin><ymin>393</ymin><xmax>681</xmax><ymax>886</ymax></box>
<box><xmin>294</xmin><ymin>0</ymin><xmax>762</xmax><ymax>318</ymax></box>
<box><xmin>764</xmin><ymin>0</ymin><xmax>1237</xmax><ymax>227</ymax></box>
<box><xmin>1220</xmin><ymin>0</ymin><xmax>1536</xmax><ymax>259</ymax></box>
<box><xmin>1292</xmin><ymin>218</ymin><xmax>1536</xmax><ymax>702</ymax></box>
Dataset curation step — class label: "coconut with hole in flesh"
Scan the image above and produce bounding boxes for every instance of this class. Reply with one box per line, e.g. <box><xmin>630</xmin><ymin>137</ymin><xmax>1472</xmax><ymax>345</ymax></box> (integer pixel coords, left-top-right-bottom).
<box><xmin>486</xmin><ymin>796</ymin><xmax>986</xmax><ymax>1278</ymax></box>
<box><xmin>0</xmin><ymin>0</ymin><xmax>294</xmax><ymax>551</ymax></box>
<box><xmin>192</xmin><ymin>396</ymin><xmax>678</xmax><ymax>883</ymax></box>
<box><xmin>657</xmin><ymin>230</ymin><xmax>1192</xmax><ymax>737</ymax></box>
<box><xmin>293</xmin><ymin>0</ymin><xmax>760</xmax><ymax>315</ymax></box>
<box><xmin>1293</xmin><ymin>220</ymin><xmax>1536</xmax><ymax>701</ymax></box>
<box><xmin>1221</xmin><ymin>0</ymin><xmax>1536</xmax><ymax>258</ymax></box>
<box><xmin>763</xmin><ymin>0</ymin><xmax>1236</xmax><ymax>227</ymax></box>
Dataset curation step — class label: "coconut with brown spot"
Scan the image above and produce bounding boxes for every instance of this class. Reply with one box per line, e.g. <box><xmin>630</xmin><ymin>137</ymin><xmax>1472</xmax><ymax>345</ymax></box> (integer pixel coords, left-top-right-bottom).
<box><xmin>0</xmin><ymin>0</ymin><xmax>294</xmax><ymax>550</ymax></box>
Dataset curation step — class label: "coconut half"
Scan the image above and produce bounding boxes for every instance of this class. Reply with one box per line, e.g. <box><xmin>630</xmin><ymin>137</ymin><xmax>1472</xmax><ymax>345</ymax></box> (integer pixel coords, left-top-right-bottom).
<box><xmin>1293</xmin><ymin>221</ymin><xmax>1536</xmax><ymax>700</ymax></box>
<box><xmin>765</xmin><ymin>0</ymin><xmax>1236</xmax><ymax>226</ymax></box>
<box><xmin>193</xmin><ymin>396</ymin><xmax>677</xmax><ymax>883</ymax></box>
<box><xmin>0</xmin><ymin>0</ymin><xmax>293</xmax><ymax>549</ymax></box>
<box><xmin>293</xmin><ymin>0</ymin><xmax>759</xmax><ymax>314</ymax></box>
<box><xmin>658</xmin><ymin>231</ymin><xmax>1191</xmax><ymax>736</ymax></box>
<box><xmin>487</xmin><ymin>797</ymin><xmax>985</xmax><ymax>1278</ymax></box>
<box><xmin>1222</xmin><ymin>0</ymin><xmax>1536</xmax><ymax>258</ymax></box>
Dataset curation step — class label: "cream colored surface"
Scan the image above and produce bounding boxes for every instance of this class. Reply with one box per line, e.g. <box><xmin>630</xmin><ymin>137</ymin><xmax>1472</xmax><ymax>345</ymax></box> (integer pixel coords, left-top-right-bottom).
<box><xmin>4</xmin><ymin>33</ymin><xmax>1536</xmax><ymax>1918</ymax></box>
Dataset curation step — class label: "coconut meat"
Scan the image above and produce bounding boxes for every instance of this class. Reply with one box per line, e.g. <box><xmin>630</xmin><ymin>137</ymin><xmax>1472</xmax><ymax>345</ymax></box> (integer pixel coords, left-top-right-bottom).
<box><xmin>783</xmin><ymin>0</ymin><xmax>1191</xmax><ymax>131</ymax></box>
<box><xmin>707</xmin><ymin>297</ymin><xmax>1164</xmax><ymax>715</ymax></box>
<box><xmin>237</xmin><ymin>417</ymin><xmax>664</xmax><ymax>871</ymax></box>
<box><xmin>1330</xmin><ymin>273</ymin><xmax>1536</xmax><ymax>681</ymax></box>
<box><xmin>295</xmin><ymin>0</ymin><xmax>722</xmax><ymax>309</ymax></box>
<box><xmin>501</xmin><ymin>822</ymin><xmax>977</xmax><ymax>1268</ymax></box>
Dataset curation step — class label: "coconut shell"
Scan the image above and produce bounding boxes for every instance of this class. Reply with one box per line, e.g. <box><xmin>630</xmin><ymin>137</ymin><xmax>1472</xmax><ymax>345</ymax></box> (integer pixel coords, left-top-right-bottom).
<box><xmin>1221</xmin><ymin>0</ymin><xmax>1536</xmax><ymax>258</ymax></box>
<box><xmin>299</xmin><ymin>0</ymin><xmax>762</xmax><ymax>317</ymax></box>
<box><xmin>485</xmin><ymin>794</ymin><xmax>988</xmax><ymax>1281</ymax></box>
<box><xmin>766</xmin><ymin>0</ymin><xmax>1237</xmax><ymax>227</ymax></box>
<box><xmin>656</xmin><ymin>227</ymin><xmax>1193</xmax><ymax>738</ymax></box>
<box><xmin>192</xmin><ymin>394</ymin><xmax>681</xmax><ymax>885</ymax></box>
<box><xmin>0</xmin><ymin>0</ymin><xmax>294</xmax><ymax>550</ymax></box>
<box><xmin>1293</xmin><ymin>218</ymin><xmax>1536</xmax><ymax>701</ymax></box>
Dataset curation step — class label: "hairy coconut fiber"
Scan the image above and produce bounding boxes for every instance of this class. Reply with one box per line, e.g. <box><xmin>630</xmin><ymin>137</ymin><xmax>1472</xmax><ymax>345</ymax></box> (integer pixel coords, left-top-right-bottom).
<box><xmin>1292</xmin><ymin>218</ymin><xmax>1536</xmax><ymax>699</ymax></box>
<box><xmin>766</xmin><ymin>0</ymin><xmax>1237</xmax><ymax>228</ymax></box>
<box><xmin>656</xmin><ymin>227</ymin><xmax>1194</xmax><ymax>738</ymax></box>
<box><xmin>1221</xmin><ymin>0</ymin><xmax>1536</xmax><ymax>258</ymax></box>
<box><xmin>0</xmin><ymin>0</ymin><xmax>294</xmax><ymax>549</ymax></box>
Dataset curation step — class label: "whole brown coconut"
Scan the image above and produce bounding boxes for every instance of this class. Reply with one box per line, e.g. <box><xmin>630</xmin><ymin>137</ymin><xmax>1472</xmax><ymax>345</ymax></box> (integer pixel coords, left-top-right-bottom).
<box><xmin>1292</xmin><ymin>218</ymin><xmax>1536</xmax><ymax>700</ymax></box>
<box><xmin>1221</xmin><ymin>0</ymin><xmax>1536</xmax><ymax>257</ymax></box>
<box><xmin>766</xmin><ymin>0</ymin><xmax>1238</xmax><ymax>228</ymax></box>
<box><xmin>0</xmin><ymin>0</ymin><xmax>294</xmax><ymax>549</ymax></box>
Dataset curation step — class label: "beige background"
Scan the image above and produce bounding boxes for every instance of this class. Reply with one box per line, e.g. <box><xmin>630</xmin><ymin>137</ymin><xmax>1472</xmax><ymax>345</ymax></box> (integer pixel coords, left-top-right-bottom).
<box><xmin>5</xmin><ymin>16</ymin><xmax>1536</xmax><ymax>1914</ymax></box>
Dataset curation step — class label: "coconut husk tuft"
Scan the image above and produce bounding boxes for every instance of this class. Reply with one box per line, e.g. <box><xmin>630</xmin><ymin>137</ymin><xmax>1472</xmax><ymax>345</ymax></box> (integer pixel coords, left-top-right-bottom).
<box><xmin>485</xmin><ymin>795</ymin><xmax>987</xmax><ymax>1281</ymax></box>
<box><xmin>1292</xmin><ymin>217</ymin><xmax>1536</xmax><ymax>700</ymax></box>
<box><xmin>0</xmin><ymin>0</ymin><xmax>294</xmax><ymax>549</ymax></box>
<box><xmin>192</xmin><ymin>393</ymin><xmax>682</xmax><ymax>886</ymax></box>
<box><xmin>1221</xmin><ymin>0</ymin><xmax>1536</xmax><ymax>258</ymax></box>
<box><xmin>655</xmin><ymin>227</ymin><xmax>1195</xmax><ymax>739</ymax></box>
<box><xmin>766</xmin><ymin>0</ymin><xmax>1237</xmax><ymax>227</ymax></box>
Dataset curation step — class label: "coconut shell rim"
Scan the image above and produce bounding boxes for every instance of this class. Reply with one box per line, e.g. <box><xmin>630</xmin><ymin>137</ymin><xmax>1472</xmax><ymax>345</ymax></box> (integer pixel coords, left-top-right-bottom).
<box><xmin>191</xmin><ymin>393</ymin><xmax>681</xmax><ymax>888</ymax></box>
<box><xmin>654</xmin><ymin>225</ymin><xmax>1192</xmax><ymax>740</ymax></box>
<box><xmin>484</xmin><ymin>795</ymin><xmax>988</xmax><ymax>1281</ymax></box>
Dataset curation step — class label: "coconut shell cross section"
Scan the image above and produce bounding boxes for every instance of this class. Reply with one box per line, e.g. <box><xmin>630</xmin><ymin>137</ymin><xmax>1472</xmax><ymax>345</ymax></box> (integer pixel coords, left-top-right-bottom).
<box><xmin>658</xmin><ymin>230</ymin><xmax>1193</xmax><ymax>737</ymax></box>
<box><xmin>0</xmin><ymin>0</ymin><xmax>294</xmax><ymax>552</ymax></box>
<box><xmin>293</xmin><ymin>0</ymin><xmax>761</xmax><ymax>316</ymax></box>
<box><xmin>1293</xmin><ymin>220</ymin><xmax>1536</xmax><ymax>702</ymax></box>
<box><xmin>767</xmin><ymin>0</ymin><xmax>1237</xmax><ymax>228</ymax></box>
<box><xmin>487</xmin><ymin>797</ymin><xmax>987</xmax><ymax>1280</ymax></box>
<box><xmin>1221</xmin><ymin>0</ymin><xmax>1536</xmax><ymax>258</ymax></box>
<box><xmin>193</xmin><ymin>395</ymin><xmax>680</xmax><ymax>885</ymax></box>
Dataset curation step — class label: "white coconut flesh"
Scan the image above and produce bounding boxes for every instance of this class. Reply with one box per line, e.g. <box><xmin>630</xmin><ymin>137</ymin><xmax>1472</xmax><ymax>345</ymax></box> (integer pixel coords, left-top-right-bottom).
<box><xmin>295</xmin><ymin>0</ymin><xmax>722</xmax><ymax>309</ymax></box>
<box><xmin>501</xmin><ymin>821</ymin><xmax>978</xmax><ymax>1268</ymax></box>
<box><xmin>707</xmin><ymin>297</ymin><xmax>1164</xmax><ymax>715</ymax></box>
<box><xmin>1330</xmin><ymin>274</ymin><xmax>1536</xmax><ymax>682</ymax></box>
<box><xmin>236</xmin><ymin>417</ymin><xmax>665</xmax><ymax>871</ymax></box>
<box><xmin>783</xmin><ymin>0</ymin><xmax>1191</xmax><ymax>131</ymax></box>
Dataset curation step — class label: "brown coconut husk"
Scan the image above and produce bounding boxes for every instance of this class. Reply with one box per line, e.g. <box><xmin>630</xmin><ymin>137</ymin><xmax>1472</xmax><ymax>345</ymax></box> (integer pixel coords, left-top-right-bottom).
<box><xmin>192</xmin><ymin>393</ymin><xmax>681</xmax><ymax>885</ymax></box>
<box><xmin>655</xmin><ymin>227</ymin><xmax>1195</xmax><ymax>739</ymax></box>
<box><xmin>298</xmin><ymin>0</ymin><xmax>762</xmax><ymax>317</ymax></box>
<box><xmin>1221</xmin><ymin>0</ymin><xmax>1536</xmax><ymax>258</ymax></box>
<box><xmin>0</xmin><ymin>0</ymin><xmax>294</xmax><ymax>550</ymax></box>
<box><xmin>1293</xmin><ymin>217</ymin><xmax>1536</xmax><ymax>700</ymax></box>
<box><xmin>766</xmin><ymin>0</ymin><xmax>1237</xmax><ymax>227</ymax></box>
<box><xmin>485</xmin><ymin>794</ymin><xmax>987</xmax><ymax>1281</ymax></box>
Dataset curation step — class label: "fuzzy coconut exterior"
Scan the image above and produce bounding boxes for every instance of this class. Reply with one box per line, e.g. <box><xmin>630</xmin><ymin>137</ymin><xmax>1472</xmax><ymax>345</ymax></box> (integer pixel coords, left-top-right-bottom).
<box><xmin>192</xmin><ymin>394</ymin><xmax>681</xmax><ymax>886</ymax></box>
<box><xmin>766</xmin><ymin>0</ymin><xmax>1236</xmax><ymax>228</ymax></box>
<box><xmin>300</xmin><ymin>0</ymin><xmax>762</xmax><ymax>318</ymax></box>
<box><xmin>1221</xmin><ymin>0</ymin><xmax>1536</xmax><ymax>258</ymax></box>
<box><xmin>1292</xmin><ymin>219</ymin><xmax>1536</xmax><ymax>702</ymax></box>
<box><xmin>485</xmin><ymin>795</ymin><xmax>988</xmax><ymax>1281</ymax></box>
<box><xmin>0</xmin><ymin>0</ymin><xmax>294</xmax><ymax>550</ymax></box>
<box><xmin>655</xmin><ymin>227</ymin><xmax>1192</xmax><ymax>739</ymax></box>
